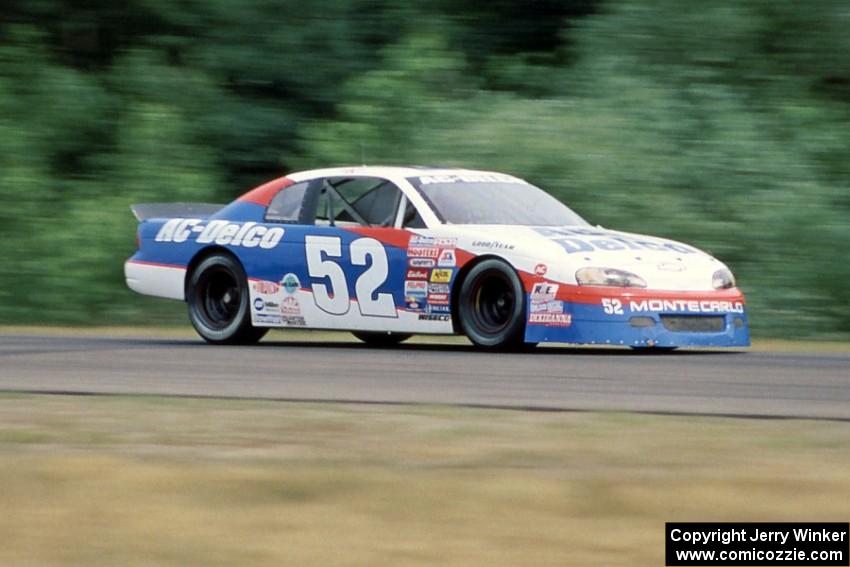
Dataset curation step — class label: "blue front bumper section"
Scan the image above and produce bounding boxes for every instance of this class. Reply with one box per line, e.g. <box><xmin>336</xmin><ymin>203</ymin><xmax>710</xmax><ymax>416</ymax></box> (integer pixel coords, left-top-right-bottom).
<box><xmin>524</xmin><ymin>304</ymin><xmax>750</xmax><ymax>348</ymax></box>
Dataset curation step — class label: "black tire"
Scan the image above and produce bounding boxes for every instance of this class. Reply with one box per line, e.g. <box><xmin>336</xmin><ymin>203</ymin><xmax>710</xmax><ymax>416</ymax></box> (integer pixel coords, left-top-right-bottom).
<box><xmin>457</xmin><ymin>259</ymin><xmax>528</xmax><ymax>350</ymax></box>
<box><xmin>187</xmin><ymin>253</ymin><xmax>268</xmax><ymax>345</ymax></box>
<box><xmin>352</xmin><ymin>331</ymin><xmax>412</xmax><ymax>347</ymax></box>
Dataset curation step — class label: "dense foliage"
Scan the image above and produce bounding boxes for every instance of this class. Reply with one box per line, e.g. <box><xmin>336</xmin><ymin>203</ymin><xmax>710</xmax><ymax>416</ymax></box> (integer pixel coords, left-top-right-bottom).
<box><xmin>1</xmin><ymin>0</ymin><xmax>849</xmax><ymax>336</ymax></box>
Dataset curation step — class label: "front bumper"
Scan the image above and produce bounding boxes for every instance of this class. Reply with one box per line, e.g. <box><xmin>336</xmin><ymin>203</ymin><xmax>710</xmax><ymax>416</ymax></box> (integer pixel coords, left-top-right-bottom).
<box><xmin>523</xmin><ymin>288</ymin><xmax>750</xmax><ymax>348</ymax></box>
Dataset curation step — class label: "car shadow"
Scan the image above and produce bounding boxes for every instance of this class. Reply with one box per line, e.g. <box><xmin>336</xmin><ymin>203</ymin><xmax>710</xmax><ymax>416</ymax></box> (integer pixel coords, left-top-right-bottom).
<box><xmin>251</xmin><ymin>340</ymin><xmax>744</xmax><ymax>356</ymax></box>
<box><xmin>8</xmin><ymin>334</ymin><xmax>746</xmax><ymax>356</ymax></box>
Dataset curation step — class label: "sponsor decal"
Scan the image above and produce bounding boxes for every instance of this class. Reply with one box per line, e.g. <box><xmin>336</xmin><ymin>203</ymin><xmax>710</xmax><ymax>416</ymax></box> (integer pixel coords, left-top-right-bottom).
<box><xmin>253</xmin><ymin>297</ymin><xmax>265</xmax><ymax>311</ymax></box>
<box><xmin>408</xmin><ymin>247</ymin><xmax>440</xmax><ymax>259</ymax></box>
<box><xmin>282</xmin><ymin>315</ymin><xmax>306</xmax><ymax>327</ymax></box>
<box><xmin>530</xmin><ymin>282</ymin><xmax>558</xmax><ymax>304</ymax></box>
<box><xmin>409</xmin><ymin>235</ymin><xmax>436</xmax><ymax>247</ymax></box>
<box><xmin>657</xmin><ymin>262</ymin><xmax>685</xmax><ymax>272</ymax></box>
<box><xmin>534</xmin><ymin>227</ymin><xmax>697</xmax><ymax>255</ymax></box>
<box><xmin>529</xmin><ymin>312</ymin><xmax>572</xmax><ymax>326</ymax></box>
<box><xmin>418</xmin><ymin>313</ymin><xmax>451</xmax><ymax>322</ymax></box>
<box><xmin>155</xmin><ymin>219</ymin><xmax>284</xmax><ymax>249</ymax></box>
<box><xmin>426</xmin><ymin>304</ymin><xmax>451</xmax><ymax>313</ymax></box>
<box><xmin>405</xmin><ymin>297</ymin><xmax>425</xmax><ymax>310</ymax></box>
<box><xmin>406</xmin><ymin>269</ymin><xmax>429</xmax><ymax>280</ymax></box>
<box><xmin>428</xmin><ymin>293</ymin><xmax>449</xmax><ymax>305</ymax></box>
<box><xmin>252</xmin><ymin>280</ymin><xmax>280</xmax><ymax>295</ymax></box>
<box><xmin>530</xmin><ymin>300</ymin><xmax>564</xmax><ymax>314</ymax></box>
<box><xmin>430</xmin><ymin>269</ymin><xmax>452</xmax><ymax>283</ymax></box>
<box><xmin>281</xmin><ymin>273</ymin><xmax>300</xmax><ymax>294</ymax></box>
<box><xmin>254</xmin><ymin>313</ymin><xmax>282</xmax><ymax>325</ymax></box>
<box><xmin>434</xmin><ymin>237</ymin><xmax>457</xmax><ymax>248</ymax></box>
<box><xmin>627</xmin><ymin>299</ymin><xmax>745</xmax><ymax>314</ymax></box>
<box><xmin>437</xmin><ymin>249</ymin><xmax>456</xmax><ymax>268</ymax></box>
<box><xmin>409</xmin><ymin>258</ymin><xmax>436</xmax><ymax>268</ymax></box>
<box><xmin>404</xmin><ymin>280</ymin><xmax>428</xmax><ymax>297</ymax></box>
<box><xmin>415</xmin><ymin>173</ymin><xmax>525</xmax><ymax>185</ymax></box>
<box><xmin>281</xmin><ymin>296</ymin><xmax>300</xmax><ymax>315</ymax></box>
<box><xmin>471</xmin><ymin>240</ymin><xmax>515</xmax><ymax>250</ymax></box>
<box><xmin>428</xmin><ymin>283</ymin><xmax>450</xmax><ymax>294</ymax></box>
<box><xmin>263</xmin><ymin>300</ymin><xmax>280</xmax><ymax>314</ymax></box>
<box><xmin>534</xmin><ymin>263</ymin><xmax>548</xmax><ymax>276</ymax></box>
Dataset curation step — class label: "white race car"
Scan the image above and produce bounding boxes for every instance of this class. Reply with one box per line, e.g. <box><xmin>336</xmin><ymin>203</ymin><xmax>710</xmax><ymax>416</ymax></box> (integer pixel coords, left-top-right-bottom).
<box><xmin>125</xmin><ymin>166</ymin><xmax>749</xmax><ymax>349</ymax></box>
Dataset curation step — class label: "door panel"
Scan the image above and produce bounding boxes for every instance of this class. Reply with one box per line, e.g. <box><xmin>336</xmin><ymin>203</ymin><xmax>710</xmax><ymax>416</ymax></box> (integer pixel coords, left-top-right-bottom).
<box><xmin>246</xmin><ymin>175</ymin><xmax>453</xmax><ymax>333</ymax></box>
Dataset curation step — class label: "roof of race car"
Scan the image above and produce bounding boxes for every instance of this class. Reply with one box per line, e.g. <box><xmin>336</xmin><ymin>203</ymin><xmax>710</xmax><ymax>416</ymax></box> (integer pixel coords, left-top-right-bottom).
<box><xmin>238</xmin><ymin>166</ymin><xmax>527</xmax><ymax>210</ymax></box>
<box><xmin>287</xmin><ymin>165</ymin><xmax>504</xmax><ymax>181</ymax></box>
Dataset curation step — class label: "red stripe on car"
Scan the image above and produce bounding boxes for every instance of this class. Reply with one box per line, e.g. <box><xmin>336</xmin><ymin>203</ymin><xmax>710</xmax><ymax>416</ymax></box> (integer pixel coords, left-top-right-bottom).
<box><xmin>238</xmin><ymin>176</ymin><xmax>294</xmax><ymax>207</ymax></box>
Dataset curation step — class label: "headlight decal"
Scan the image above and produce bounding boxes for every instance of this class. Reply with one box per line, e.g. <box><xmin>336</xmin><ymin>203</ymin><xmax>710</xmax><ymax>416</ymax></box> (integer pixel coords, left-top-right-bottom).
<box><xmin>712</xmin><ymin>269</ymin><xmax>736</xmax><ymax>290</ymax></box>
<box><xmin>575</xmin><ymin>267</ymin><xmax>647</xmax><ymax>288</ymax></box>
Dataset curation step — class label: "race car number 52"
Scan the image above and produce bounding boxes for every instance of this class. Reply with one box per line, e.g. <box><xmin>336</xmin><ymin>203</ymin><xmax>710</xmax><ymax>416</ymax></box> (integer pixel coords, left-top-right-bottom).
<box><xmin>306</xmin><ymin>235</ymin><xmax>396</xmax><ymax>317</ymax></box>
<box><xmin>602</xmin><ymin>298</ymin><xmax>624</xmax><ymax>315</ymax></box>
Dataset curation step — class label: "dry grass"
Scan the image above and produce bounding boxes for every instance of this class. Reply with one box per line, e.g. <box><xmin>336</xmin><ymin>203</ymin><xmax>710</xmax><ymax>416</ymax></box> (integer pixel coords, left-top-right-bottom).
<box><xmin>0</xmin><ymin>395</ymin><xmax>849</xmax><ymax>566</ymax></box>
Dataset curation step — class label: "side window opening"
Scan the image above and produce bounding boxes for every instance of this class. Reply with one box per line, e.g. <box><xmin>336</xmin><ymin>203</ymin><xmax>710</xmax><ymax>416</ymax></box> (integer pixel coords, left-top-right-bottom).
<box><xmin>265</xmin><ymin>181</ymin><xmax>309</xmax><ymax>223</ymax></box>
<box><xmin>314</xmin><ymin>177</ymin><xmax>404</xmax><ymax>227</ymax></box>
<box><xmin>402</xmin><ymin>199</ymin><xmax>426</xmax><ymax>228</ymax></box>
<box><xmin>315</xmin><ymin>186</ymin><xmax>331</xmax><ymax>223</ymax></box>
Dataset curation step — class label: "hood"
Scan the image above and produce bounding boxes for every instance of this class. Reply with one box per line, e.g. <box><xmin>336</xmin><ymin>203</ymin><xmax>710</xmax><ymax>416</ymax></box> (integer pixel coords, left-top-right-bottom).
<box><xmin>436</xmin><ymin>225</ymin><xmax>729</xmax><ymax>292</ymax></box>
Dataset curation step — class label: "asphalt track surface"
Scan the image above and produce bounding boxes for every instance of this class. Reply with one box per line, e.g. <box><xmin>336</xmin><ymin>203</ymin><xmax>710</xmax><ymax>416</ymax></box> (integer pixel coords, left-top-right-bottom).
<box><xmin>1</xmin><ymin>333</ymin><xmax>849</xmax><ymax>421</ymax></box>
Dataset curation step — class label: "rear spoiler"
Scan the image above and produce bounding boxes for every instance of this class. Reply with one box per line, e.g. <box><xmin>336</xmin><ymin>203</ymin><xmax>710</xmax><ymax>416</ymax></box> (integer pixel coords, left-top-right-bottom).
<box><xmin>130</xmin><ymin>203</ymin><xmax>225</xmax><ymax>221</ymax></box>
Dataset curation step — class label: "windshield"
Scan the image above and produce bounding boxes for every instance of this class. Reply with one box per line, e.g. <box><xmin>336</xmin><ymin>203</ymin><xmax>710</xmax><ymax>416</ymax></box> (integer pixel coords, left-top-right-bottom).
<box><xmin>408</xmin><ymin>173</ymin><xmax>589</xmax><ymax>226</ymax></box>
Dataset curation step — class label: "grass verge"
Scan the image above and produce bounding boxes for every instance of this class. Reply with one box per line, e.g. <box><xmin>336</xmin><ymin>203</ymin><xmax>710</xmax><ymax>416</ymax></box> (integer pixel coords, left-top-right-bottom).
<box><xmin>1</xmin><ymin>394</ymin><xmax>849</xmax><ymax>566</ymax></box>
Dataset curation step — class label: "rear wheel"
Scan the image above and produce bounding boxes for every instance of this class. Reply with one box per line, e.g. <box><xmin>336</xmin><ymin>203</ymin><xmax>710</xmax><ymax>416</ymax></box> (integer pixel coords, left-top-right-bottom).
<box><xmin>352</xmin><ymin>331</ymin><xmax>412</xmax><ymax>347</ymax></box>
<box><xmin>187</xmin><ymin>253</ymin><xmax>267</xmax><ymax>345</ymax></box>
<box><xmin>458</xmin><ymin>259</ymin><xmax>528</xmax><ymax>350</ymax></box>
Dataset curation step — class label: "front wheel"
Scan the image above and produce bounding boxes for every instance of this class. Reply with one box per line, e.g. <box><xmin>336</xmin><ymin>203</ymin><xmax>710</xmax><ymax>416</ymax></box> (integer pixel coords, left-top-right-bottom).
<box><xmin>187</xmin><ymin>253</ymin><xmax>267</xmax><ymax>345</ymax></box>
<box><xmin>457</xmin><ymin>259</ymin><xmax>528</xmax><ymax>350</ymax></box>
<box><xmin>352</xmin><ymin>331</ymin><xmax>412</xmax><ymax>347</ymax></box>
